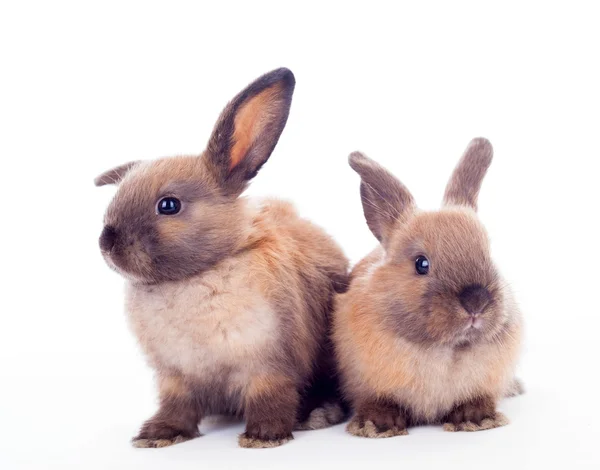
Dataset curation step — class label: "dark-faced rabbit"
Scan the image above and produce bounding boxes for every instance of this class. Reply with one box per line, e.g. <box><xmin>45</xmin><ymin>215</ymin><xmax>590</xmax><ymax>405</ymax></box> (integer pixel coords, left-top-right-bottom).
<box><xmin>95</xmin><ymin>68</ymin><xmax>348</xmax><ymax>448</ymax></box>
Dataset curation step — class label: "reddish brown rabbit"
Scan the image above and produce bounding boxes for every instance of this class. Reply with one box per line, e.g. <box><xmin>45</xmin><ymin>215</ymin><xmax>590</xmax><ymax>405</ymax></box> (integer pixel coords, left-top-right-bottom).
<box><xmin>95</xmin><ymin>68</ymin><xmax>348</xmax><ymax>448</ymax></box>
<box><xmin>333</xmin><ymin>138</ymin><xmax>523</xmax><ymax>438</ymax></box>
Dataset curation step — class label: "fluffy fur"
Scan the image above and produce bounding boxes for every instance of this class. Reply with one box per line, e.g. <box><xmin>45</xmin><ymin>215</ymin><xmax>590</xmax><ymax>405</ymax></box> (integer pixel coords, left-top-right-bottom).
<box><xmin>333</xmin><ymin>138</ymin><xmax>523</xmax><ymax>437</ymax></box>
<box><xmin>96</xmin><ymin>68</ymin><xmax>348</xmax><ymax>449</ymax></box>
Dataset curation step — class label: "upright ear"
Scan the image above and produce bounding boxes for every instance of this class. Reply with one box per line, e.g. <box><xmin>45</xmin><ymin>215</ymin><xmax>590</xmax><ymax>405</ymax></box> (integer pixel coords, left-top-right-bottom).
<box><xmin>94</xmin><ymin>161</ymin><xmax>140</xmax><ymax>186</ymax></box>
<box><xmin>443</xmin><ymin>138</ymin><xmax>493</xmax><ymax>211</ymax></box>
<box><xmin>204</xmin><ymin>68</ymin><xmax>295</xmax><ymax>197</ymax></box>
<box><xmin>349</xmin><ymin>152</ymin><xmax>415</xmax><ymax>246</ymax></box>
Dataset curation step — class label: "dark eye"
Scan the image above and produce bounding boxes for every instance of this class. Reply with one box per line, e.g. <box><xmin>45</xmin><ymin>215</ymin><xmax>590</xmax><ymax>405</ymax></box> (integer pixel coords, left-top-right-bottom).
<box><xmin>157</xmin><ymin>197</ymin><xmax>181</xmax><ymax>215</ymax></box>
<box><xmin>415</xmin><ymin>255</ymin><xmax>430</xmax><ymax>275</ymax></box>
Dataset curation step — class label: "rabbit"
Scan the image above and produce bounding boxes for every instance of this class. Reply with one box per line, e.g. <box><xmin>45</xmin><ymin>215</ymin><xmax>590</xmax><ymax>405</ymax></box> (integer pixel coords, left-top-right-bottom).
<box><xmin>94</xmin><ymin>68</ymin><xmax>349</xmax><ymax>449</ymax></box>
<box><xmin>332</xmin><ymin>138</ymin><xmax>523</xmax><ymax>438</ymax></box>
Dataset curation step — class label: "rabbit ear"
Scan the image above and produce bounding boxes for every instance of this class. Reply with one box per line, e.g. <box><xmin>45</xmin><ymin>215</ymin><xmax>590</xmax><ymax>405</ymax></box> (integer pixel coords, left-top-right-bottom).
<box><xmin>349</xmin><ymin>152</ymin><xmax>415</xmax><ymax>245</ymax></box>
<box><xmin>204</xmin><ymin>68</ymin><xmax>295</xmax><ymax>197</ymax></box>
<box><xmin>94</xmin><ymin>161</ymin><xmax>140</xmax><ymax>186</ymax></box>
<box><xmin>443</xmin><ymin>138</ymin><xmax>493</xmax><ymax>211</ymax></box>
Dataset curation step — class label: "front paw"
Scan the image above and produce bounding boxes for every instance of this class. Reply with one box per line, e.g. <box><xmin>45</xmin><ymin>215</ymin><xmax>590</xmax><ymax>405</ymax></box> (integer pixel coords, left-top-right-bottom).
<box><xmin>346</xmin><ymin>399</ymin><xmax>408</xmax><ymax>438</ymax></box>
<box><xmin>132</xmin><ymin>434</ymin><xmax>192</xmax><ymax>448</ymax></box>
<box><xmin>132</xmin><ymin>422</ymin><xmax>200</xmax><ymax>448</ymax></box>
<box><xmin>443</xmin><ymin>397</ymin><xmax>508</xmax><ymax>432</ymax></box>
<box><xmin>238</xmin><ymin>422</ymin><xmax>293</xmax><ymax>449</ymax></box>
<box><xmin>238</xmin><ymin>433</ymin><xmax>292</xmax><ymax>449</ymax></box>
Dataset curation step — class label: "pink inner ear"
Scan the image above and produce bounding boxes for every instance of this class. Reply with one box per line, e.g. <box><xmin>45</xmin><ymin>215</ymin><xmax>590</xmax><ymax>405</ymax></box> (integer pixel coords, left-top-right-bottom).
<box><xmin>229</xmin><ymin>83</ymin><xmax>283</xmax><ymax>170</ymax></box>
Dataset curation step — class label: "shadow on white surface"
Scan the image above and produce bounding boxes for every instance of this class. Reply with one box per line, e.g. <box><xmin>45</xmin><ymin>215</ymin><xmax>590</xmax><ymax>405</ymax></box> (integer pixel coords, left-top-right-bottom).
<box><xmin>1</xmin><ymin>369</ymin><xmax>595</xmax><ymax>469</ymax></box>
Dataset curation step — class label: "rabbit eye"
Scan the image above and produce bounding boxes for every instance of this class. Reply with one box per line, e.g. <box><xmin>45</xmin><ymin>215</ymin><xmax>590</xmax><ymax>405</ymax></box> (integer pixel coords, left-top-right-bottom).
<box><xmin>415</xmin><ymin>255</ymin><xmax>430</xmax><ymax>275</ymax></box>
<box><xmin>157</xmin><ymin>197</ymin><xmax>181</xmax><ymax>215</ymax></box>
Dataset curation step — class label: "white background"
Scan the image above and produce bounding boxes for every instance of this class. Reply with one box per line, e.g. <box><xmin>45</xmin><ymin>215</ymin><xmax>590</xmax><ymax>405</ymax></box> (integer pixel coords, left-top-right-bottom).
<box><xmin>1</xmin><ymin>1</ymin><xmax>599</xmax><ymax>468</ymax></box>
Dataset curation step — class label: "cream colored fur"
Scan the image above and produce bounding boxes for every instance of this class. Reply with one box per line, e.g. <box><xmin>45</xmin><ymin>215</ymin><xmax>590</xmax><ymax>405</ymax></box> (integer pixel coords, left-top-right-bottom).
<box><xmin>126</xmin><ymin>201</ymin><xmax>287</xmax><ymax>393</ymax></box>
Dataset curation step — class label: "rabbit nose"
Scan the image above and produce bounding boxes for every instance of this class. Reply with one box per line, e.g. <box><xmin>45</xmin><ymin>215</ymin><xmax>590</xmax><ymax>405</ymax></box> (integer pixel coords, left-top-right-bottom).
<box><xmin>100</xmin><ymin>225</ymin><xmax>117</xmax><ymax>252</ymax></box>
<box><xmin>458</xmin><ymin>284</ymin><xmax>491</xmax><ymax>316</ymax></box>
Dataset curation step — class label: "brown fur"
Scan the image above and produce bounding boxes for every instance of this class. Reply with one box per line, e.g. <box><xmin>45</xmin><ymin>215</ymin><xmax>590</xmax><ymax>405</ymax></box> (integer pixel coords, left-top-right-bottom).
<box><xmin>443</xmin><ymin>138</ymin><xmax>493</xmax><ymax>210</ymax></box>
<box><xmin>444</xmin><ymin>395</ymin><xmax>496</xmax><ymax>426</ymax></box>
<box><xmin>334</xmin><ymin>138</ymin><xmax>523</xmax><ymax>437</ymax></box>
<box><xmin>205</xmin><ymin>68</ymin><xmax>295</xmax><ymax>197</ymax></box>
<box><xmin>443</xmin><ymin>397</ymin><xmax>509</xmax><ymax>433</ymax></box>
<box><xmin>347</xmin><ymin>419</ymin><xmax>409</xmax><ymax>439</ymax></box>
<box><xmin>442</xmin><ymin>414</ymin><xmax>509</xmax><ymax>432</ymax></box>
<box><xmin>132</xmin><ymin>373</ymin><xmax>201</xmax><ymax>448</ymax></box>
<box><xmin>96</xmin><ymin>68</ymin><xmax>349</xmax><ymax>448</ymax></box>
<box><xmin>347</xmin><ymin>398</ymin><xmax>409</xmax><ymax>438</ymax></box>
<box><xmin>348</xmin><ymin>151</ymin><xmax>415</xmax><ymax>246</ymax></box>
<box><xmin>239</xmin><ymin>373</ymin><xmax>298</xmax><ymax>447</ymax></box>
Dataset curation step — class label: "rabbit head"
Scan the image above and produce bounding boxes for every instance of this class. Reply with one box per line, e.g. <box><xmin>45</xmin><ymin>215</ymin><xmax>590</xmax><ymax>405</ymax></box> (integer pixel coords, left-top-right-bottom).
<box><xmin>349</xmin><ymin>138</ymin><xmax>509</xmax><ymax>347</ymax></box>
<box><xmin>95</xmin><ymin>68</ymin><xmax>295</xmax><ymax>284</ymax></box>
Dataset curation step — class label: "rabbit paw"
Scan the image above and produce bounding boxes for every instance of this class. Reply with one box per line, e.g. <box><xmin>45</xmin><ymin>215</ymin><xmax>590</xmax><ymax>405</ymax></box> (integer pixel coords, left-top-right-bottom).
<box><xmin>346</xmin><ymin>399</ymin><xmax>408</xmax><ymax>438</ymax></box>
<box><xmin>347</xmin><ymin>416</ymin><xmax>408</xmax><ymax>438</ymax></box>
<box><xmin>238</xmin><ymin>432</ymin><xmax>292</xmax><ymax>449</ymax></box>
<box><xmin>443</xmin><ymin>412</ymin><xmax>508</xmax><ymax>432</ymax></box>
<box><xmin>132</xmin><ymin>421</ymin><xmax>200</xmax><ymax>448</ymax></box>
<box><xmin>132</xmin><ymin>434</ymin><xmax>194</xmax><ymax>448</ymax></box>
<box><xmin>238</xmin><ymin>419</ymin><xmax>293</xmax><ymax>449</ymax></box>
<box><xmin>238</xmin><ymin>414</ymin><xmax>293</xmax><ymax>449</ymax></box>
<box><xmin>443</xmin><ymin>397</ymin><xmax>508</xmax><ymax>432</ymax></box>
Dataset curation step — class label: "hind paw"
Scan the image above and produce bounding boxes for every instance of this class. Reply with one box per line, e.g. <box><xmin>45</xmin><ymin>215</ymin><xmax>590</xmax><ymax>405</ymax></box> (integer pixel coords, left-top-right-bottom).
<box><xmin>295</xmin><ymin>402</ymin><xmax>346</xmax><ymax>430</ymax></box>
